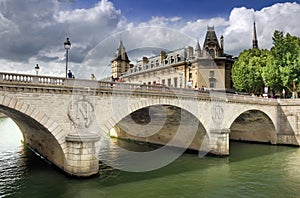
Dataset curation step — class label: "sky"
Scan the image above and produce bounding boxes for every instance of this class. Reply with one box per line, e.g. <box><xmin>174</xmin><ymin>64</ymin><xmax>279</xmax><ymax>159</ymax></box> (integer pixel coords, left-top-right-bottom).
<box><xmin>0</xmin><ymin>0</ymin><xmax>299</xmax><ymax>79</ymax></box>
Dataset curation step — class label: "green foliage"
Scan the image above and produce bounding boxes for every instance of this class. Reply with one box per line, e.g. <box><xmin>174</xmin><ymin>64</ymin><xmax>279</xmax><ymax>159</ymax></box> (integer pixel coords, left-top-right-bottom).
<box><xmin>232</xmin><ymin>48</ymin><xmax>269</xmax><ymax>94</ymax></box>
<box><xmin>270</xmin><ymin>31</ymin><xmax>300</xmax><ymax>94</ymax></box>
<box><xmin>232</xmin><ymin>30</ymin><xmax>300</xmax><ymax>97</ymax></box>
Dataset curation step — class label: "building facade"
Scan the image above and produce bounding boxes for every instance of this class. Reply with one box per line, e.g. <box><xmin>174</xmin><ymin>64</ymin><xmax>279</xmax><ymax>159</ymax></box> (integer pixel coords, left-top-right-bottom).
<box><xmin>111</xmin><ymin>26</ymin><xmax>235</xmax><ymax>90</ymax></box>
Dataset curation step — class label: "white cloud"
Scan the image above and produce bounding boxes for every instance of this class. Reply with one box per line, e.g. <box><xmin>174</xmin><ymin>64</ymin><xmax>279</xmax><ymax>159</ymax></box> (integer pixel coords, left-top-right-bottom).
<box><xmin>0</xmin><ymin>0</ymin><xmax>123</xmax><ymax>77</ymax></box>
<box><xmin>223</xmin><ymin>2</ymin><xmax>300</xmax><ymax>55</ymax></box>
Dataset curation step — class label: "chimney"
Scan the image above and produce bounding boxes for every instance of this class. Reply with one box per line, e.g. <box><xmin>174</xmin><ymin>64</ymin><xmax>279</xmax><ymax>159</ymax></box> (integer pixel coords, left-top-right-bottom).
<box><xmin>142</xmin><ymin>57</ymin><xmax>148</xmax><ymax>66</ymax></box>
<box><xmin>220</xmin><ymin>35</ymin><xmax>224</xmax><ymax>55</ymax></box>
<box><xmin>160</xmin><ymin>51</ymin><xmax>166</xmax><ymax>63</ymax></box>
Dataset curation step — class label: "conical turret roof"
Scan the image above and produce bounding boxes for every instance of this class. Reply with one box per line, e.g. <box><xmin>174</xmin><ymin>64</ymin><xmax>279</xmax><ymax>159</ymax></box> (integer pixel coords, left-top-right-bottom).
<box><xmin>114</xmin><ymin>40</ymin><xmax>130</xmax><ymax>62</ymax></box>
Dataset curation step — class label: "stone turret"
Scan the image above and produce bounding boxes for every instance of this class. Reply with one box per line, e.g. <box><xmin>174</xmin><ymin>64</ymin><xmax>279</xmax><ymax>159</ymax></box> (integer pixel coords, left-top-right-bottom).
<box><xmin>203</xmin><ymin>26</ymin><xmax>222</xmax><ymax>58</ymax></box>
<box><xmin>111</xmin><ymin>40</ymin><xmax>130</xmax><ymax>79</ymax></box>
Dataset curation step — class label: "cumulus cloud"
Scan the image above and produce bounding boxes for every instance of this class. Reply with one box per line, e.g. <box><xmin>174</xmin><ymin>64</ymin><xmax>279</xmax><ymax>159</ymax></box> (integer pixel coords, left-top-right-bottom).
<box><xmin>223</xmin><ymin>2</ymin><xmax>300</xmax><ymax>55</ymax></box>
<box><xmin>0</xmin><ymin>0</ymin><xmax>122</xmax><ymax>76</ymax></box>
<box><xmin>0</xmin><ymin>0</ymin><xmax>299</xmax><ymax>78</ymax></box>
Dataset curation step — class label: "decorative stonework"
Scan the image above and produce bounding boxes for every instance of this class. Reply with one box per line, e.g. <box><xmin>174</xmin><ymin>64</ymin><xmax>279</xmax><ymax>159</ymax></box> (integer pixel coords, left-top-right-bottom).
<box><xmin>68</xmin><ymin>96</ymin><xmax>94</xmax><ymax>129</ymax></box>
<box><xmin>212</xmin><ymin>105</ymin><xmax>224</xmax><ymax>123</ymax></box>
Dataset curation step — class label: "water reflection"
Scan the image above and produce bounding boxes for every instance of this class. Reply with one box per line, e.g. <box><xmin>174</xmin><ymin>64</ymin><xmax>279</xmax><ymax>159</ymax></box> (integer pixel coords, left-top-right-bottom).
<box><xmin>0</xmin><ymin>118</ymin><xmax>23</xmax><ymax>149</ymax></box>
<box><xmin>0</xmin><ymin>118</ymin><xmax>26</xmax><ymax>197</ymax></box>
<box><xmin>1</xmin><ymin>117</ymin><xmax>300</xmax><ymax>197</ymax></box>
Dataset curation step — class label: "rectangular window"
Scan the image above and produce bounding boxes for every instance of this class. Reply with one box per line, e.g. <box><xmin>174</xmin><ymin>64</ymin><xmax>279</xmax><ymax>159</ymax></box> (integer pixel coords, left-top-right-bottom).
<box><xmin>209</xmin><ymin>79</ymin><xmax>215</xmax><ymax>88</ymax></box>
<box><xmin>189</xmin><ymin>73</ymin><xmax>192</xmax><ymax>79</ymax></box>
<box><xmin>209</xmin><ymin>70</ymin><xmax>214</xmax><ymax>77</ymax></box>
<box><xmin>162</xmin><ymin>79</ymin><xmax>165</xmax><ymax>85</ymax></box>
<box><xmin>168</xmin><ymin>78</ymin><xmax>171</xmax><ymax>87</ymax></box>
<box><xmin>174</xmin><ymin>77</ymin><xmax>178</xmax><ymax>88</ymax></box>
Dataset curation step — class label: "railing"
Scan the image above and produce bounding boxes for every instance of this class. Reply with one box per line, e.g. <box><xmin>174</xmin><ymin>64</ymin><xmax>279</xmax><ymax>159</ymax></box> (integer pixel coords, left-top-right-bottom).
<box><xmin>0</xmin><ymin>72</ymin><xmax>280</xmax><ymax>104</ymax></box>
<box><xmin>0</xmin><ymin>72</ymin><xmax>65</xmax><ymax>85</ymax></box>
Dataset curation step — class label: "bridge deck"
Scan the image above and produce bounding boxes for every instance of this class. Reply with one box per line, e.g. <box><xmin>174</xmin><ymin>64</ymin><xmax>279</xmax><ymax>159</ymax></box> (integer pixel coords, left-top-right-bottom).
<box><xmin>0</xmin><ymin>72</ymin><xmax>279</xmax><ymax>106</ymax></box>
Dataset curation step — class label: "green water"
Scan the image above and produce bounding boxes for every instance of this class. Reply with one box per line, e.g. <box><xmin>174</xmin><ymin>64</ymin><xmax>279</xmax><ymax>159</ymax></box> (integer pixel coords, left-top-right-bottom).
<box><xmin>1</xmin><ymin>118</ymin><xmax>300</xmax><ymax>198</ymax></box>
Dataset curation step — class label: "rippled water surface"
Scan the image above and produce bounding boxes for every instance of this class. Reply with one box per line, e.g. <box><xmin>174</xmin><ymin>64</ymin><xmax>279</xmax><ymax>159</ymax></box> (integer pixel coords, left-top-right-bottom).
<box><xmin>1</xmin><ymin>117</ymin><xmax>300</xmax><ymax>198</ymax></box>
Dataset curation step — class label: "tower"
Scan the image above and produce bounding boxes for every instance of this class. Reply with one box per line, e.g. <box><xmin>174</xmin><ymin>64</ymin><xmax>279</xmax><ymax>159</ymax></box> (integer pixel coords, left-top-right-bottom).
<box><xmin>111</xmin><ymin>39</ymin><xmax>130</xmax><ymax>79</ymax></box>
<box><xmin>252</xmin><ymin>22</ymin><xmax>258</xmax><ymax>49</ymax></box>
<box><xmin>203</xmin><ymin>26</ymin><xmax>222</xmax><ymax>58</ymax></box>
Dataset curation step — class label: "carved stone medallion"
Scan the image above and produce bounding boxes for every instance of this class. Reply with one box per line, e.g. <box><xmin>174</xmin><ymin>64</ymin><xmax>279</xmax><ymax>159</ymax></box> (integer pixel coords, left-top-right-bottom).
<box><xmin>68</xmin><ymin>97</ymin><xmax>94</xmax><ymax>129</ymax></box>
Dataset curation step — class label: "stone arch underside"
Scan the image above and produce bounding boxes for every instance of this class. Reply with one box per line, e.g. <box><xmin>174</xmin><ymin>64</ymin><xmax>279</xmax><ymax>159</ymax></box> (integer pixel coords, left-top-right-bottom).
<box><xmin>229</xmin><ymin>109</ymin><xmax>277</xmax><ymax>144</ymax></box>
<box><xmin>0</xmin><ymin>99</ymin><xmax>65</xmax><ymax>170</ymax></box>
<box><xmin>110</xmin><ymin>101</ymin><xmax>209</xmax><ymax>152</ymax></box>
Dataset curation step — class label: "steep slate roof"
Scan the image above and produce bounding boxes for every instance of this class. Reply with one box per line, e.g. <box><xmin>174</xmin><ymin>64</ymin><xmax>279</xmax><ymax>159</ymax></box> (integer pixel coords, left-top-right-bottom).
<box><xmin>114</xmin><ymin>40</ymin><xmax>130</xmax><ymax>62</ymax></box>
<box><xmin>203</xmin><ymin>26</ymin><xmax>221</xmax><ymax>49</ymax></box>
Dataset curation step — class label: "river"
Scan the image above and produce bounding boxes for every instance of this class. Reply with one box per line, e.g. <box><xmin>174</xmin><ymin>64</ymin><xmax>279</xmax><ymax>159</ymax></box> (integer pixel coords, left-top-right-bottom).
<box><xmin>1</xmin><ymin>117</ymin><xmax>300</xmax><ymax>198</ymax></box>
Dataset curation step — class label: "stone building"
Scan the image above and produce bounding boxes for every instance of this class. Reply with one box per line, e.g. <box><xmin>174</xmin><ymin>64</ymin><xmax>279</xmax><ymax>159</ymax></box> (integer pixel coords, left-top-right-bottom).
<box><xmin>111</xmin><ymin>26</ymin><xmax>235</xmax><ymax>90</ymax></box>
<box><xmin>111</xmin><ymin>40</ymin><xmax>131</xmax><ymax>79</ymax></box>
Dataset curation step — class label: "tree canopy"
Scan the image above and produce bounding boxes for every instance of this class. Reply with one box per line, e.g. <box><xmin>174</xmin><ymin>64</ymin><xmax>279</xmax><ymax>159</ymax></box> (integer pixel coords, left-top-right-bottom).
<box><xmin>232</xmin><ymin>30</ymin><xmax>300</xmax><ymax>97</ymax></box>
<box><xmin>232</xmin><ymin>48</ymin><xmax>270</xmax><ymax>94</ymax></box>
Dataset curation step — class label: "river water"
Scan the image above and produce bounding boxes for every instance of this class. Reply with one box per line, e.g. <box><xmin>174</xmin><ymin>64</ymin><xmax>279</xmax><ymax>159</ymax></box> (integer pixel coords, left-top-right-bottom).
<box><xmin>1</xmin><ymin>117</ymin><xmax>300</xmax><ymax>198</ymax></box>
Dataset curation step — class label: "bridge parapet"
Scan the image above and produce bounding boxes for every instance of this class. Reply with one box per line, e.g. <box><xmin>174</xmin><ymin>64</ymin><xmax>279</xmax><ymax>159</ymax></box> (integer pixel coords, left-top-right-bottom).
<box><xmin>0</xmin><ymin>72</ymin><xmax>282</xmax><ymax>106</ymax></box>
<box><xmin>0</xmin><ymin>72</ymin><xmax>65</xmax><ymax>85</ymax></box>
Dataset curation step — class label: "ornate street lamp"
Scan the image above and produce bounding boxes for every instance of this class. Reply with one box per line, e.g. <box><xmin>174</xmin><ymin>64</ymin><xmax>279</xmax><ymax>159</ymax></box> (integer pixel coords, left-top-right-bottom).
<box><xmin>35</xmin><ymin>64</ymin><xmax>40</xmax><ymax>75</ymax></box>
<box><xmin>64</xmin><ymin>37</ymin><xmax>71</xmax><ymax>78</ymax></box>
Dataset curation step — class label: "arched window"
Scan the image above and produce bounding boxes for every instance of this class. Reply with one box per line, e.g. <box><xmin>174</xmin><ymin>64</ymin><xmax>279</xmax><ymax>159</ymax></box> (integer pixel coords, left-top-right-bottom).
<box><xmin>209</xmin><ymin>49</ymin><xmax>215</xmax><ymax>58</ymax></box>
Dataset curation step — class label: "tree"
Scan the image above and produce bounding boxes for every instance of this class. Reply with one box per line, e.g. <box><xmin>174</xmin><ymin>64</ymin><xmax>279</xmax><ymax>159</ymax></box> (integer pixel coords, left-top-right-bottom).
<box><xmin>232</xmin><ymin>48</ymin><xmax>270</xmax><ymax>94</ymax></box>
<box><xmin>232</xmin><ymin>30</ymin><xmax>300</xmax><ymax>97</ymax></box>
<box><xmin>269</xmin><ymin>31</ymin><xmax>300</xmax><ymax>97</ymax></box>
<box><xmin>261</xmin><ymin>53</ymin><xmax>281</xmax><ymax>94</ymax></box>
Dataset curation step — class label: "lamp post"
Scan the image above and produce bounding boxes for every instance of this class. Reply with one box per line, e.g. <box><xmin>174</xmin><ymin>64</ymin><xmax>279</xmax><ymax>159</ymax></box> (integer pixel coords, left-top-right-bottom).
<box><xmin>35</xmin><ymin>64</ymin><xmax>40</xmax><ymax>75</ymax></box>
<box><xmin>64</xmin><ymin>37</ymin><xmax>71</xmax><ymax>78</ymax></box>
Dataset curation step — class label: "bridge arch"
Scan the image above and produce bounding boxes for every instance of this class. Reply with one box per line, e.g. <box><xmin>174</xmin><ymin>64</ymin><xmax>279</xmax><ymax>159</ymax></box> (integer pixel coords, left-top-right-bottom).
<box><xmin>101</xmin><ymin>97</ymin><xmax>211</xmax><ymax>172</ymax></box>
<box><xmin>106</xmin><ymin>97</ymin><xmax>209</xmax><ymax>151</ymax></box>
<box><xmin>0</xmin><ymin>95</ymin><xmax>66</xmax><ymax>169</ymax></box>
<box><xmin>226</xmin><ymin>108</ymin><xmax>277</xmax><ymax>144</ymax></box>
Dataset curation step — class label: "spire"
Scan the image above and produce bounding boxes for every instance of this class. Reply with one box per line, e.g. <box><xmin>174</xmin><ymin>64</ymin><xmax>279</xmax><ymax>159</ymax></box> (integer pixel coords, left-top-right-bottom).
<box><xmin>114</xmin><ymin>39</ymin><xmax>130</xmax><ymax>62</ymax></box>
<box><xmin>253</xmin><ymin>21</ymin><xmax>258</xmax><ymax>49</ymax></box>
<box><xmin>195</xmin><ymin>38</ymin><xmax>201</xmax><ymax>57</ymax></box>
<box><xmin>220</xmin><ymin>35</ymin><xmax>224</xmax><ymax>55</ymax></box>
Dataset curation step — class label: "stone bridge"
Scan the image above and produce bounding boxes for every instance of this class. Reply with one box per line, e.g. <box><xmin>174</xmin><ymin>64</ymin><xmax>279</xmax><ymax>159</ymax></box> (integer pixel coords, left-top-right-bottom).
<box><xmin>0</xmin><ymin>72</ymin><xmax>300</xmax><ymax>177</ymax></box>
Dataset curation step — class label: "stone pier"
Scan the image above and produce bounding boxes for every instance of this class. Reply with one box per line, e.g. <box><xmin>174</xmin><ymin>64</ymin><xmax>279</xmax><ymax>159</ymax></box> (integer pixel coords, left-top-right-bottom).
<box><xmin>209</xmin><ymin>128</ymin><xmax>230</xmax><ymax>156</ymax></box>
<box><xmin>65</xmin><ymin>133</ymin><xmax>101</xmax><ymax>177</ymax></box>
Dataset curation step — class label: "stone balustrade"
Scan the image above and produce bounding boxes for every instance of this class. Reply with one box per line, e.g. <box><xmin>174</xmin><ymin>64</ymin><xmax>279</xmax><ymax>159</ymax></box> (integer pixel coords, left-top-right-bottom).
<box><xmin>0</xmin><ymin>72</ymin><xmax>278</xmax><ymax>105</ymax></box>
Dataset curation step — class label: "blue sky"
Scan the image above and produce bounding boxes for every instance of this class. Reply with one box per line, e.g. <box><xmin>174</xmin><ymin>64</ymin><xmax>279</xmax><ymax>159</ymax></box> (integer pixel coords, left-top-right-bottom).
<box><xmin>71</xmin><ymin>0</ymin><xmax>299</xmax><ymax>21</ymax></box>
<box><xmin>0</xmin><ymin>0</ymin><xmax>300</xmax><ymax>78</ymax></box>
